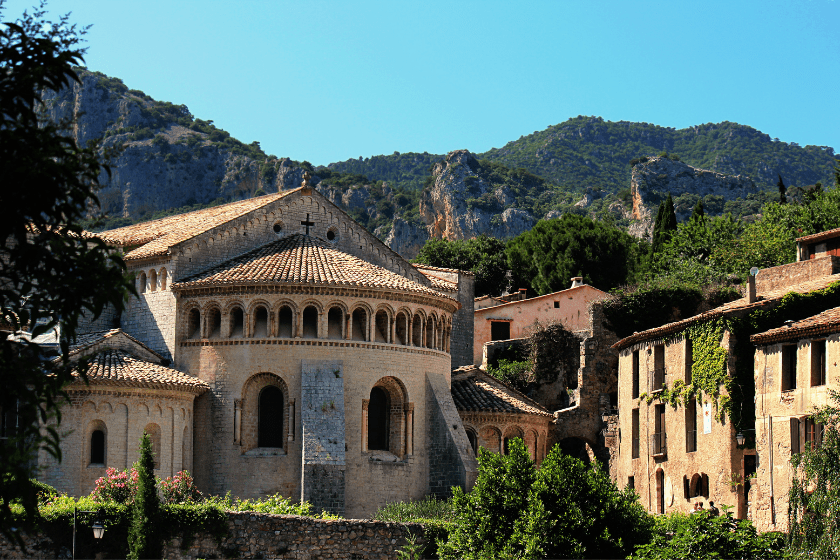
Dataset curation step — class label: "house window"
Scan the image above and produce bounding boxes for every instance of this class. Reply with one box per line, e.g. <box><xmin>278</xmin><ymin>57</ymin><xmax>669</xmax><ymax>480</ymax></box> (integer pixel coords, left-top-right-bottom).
<box><xmin>207</xmin><ymin>308</ymin><xmax>221</xmax><ymax>338</ymax></box>
<box><xmin>650</xmin><ymin>344</ymin><xmax>665</xmax><ymax>391</ymax></box>
<box><xmin>277</xmin><ymin>306</ymin><xmax>294</xmax><ymax>338</ymax></box>
<box><xmin>466</xmin><ymin>429</ymin><xmax>478</xmax><ymax>456</ymax></box>
<box><xmin>230</xmin><ymin>307</ymin><xmax>244</xmax><ymax>338</ymax></box>
<box><xmin>90</xmin><ymin>430</ymin><xmax>105</xmax><ymax>465</ymax></box>
<box><xmin>685</xmin><ymin>337</ymin><xmax>693</xmax><ymax>383</ymax></box>
<box><xmin>303</xmin><ymin>306</ymin><xmax>319</xmax><ymax>339</ymax></box>
<box><xmin>651</xmin><ymin>404</ymin><xmax>666</xmax><ymax>456</ymax></box>
<box><xmin>804</xmin><ymin>418</ymin><xmax>824</xmax><ymax>451</ymax></box>
<box><xmin>632</xmin><ymin>350</ymin><xmax>640</xmax><ymax>399</ymax></box>
<box><xmin>490</xmin><ymin>321</ymin><xmax>510</xmax><ymax>341</ymax></box>
<box><xmin>187</xmin><ymin>308</ymin><xmax>201</xmax><ymax>339</ymax></box>
<box><xmin>554</xmin><ymin>301</ymin><xmax>560</xmax><ymax>308</ymax></box>
<box><xmin>627</xmin><ymin>476</ymin><xmax>635</xmax><ymax>491</ymax></box>
<box><xmin>258</xmin><ymin>386</ymin><xmax>284</xmax><ymax>448</ymax></box>
<box><xmin>252</xmin><ymin>306</ymin><xmax>269</xmax><ymax>338</ymax></box>
<box><xmin>367</xmin><ymin>386</ymin><xmax>390</xmax><ymax>451</ymax></box>
<box><xmin>811</xmin><ymin>339</ymin><xmax>827</xmax><ymax>386</ymax></box>
<box><xmin>631</xmin><ymin>408</ymin><xmax>640</xmax><ymax>459</ymax></box>
<box><xmin>686</xmin><ymin>398</ymin><xmax>697</xmax><ymax>453</ymax></box>
<box><xmin>782</xmin><ymin>344</ymin><xmax>798</xmax><ymax>391</ymax></box>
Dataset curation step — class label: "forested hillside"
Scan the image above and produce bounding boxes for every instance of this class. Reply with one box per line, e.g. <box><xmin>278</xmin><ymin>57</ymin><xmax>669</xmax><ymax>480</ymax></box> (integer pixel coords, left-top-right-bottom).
<box><xmin>328</xmin><ymin>116</ymin><xmax>836</xmax><ymax>197</ymax></box>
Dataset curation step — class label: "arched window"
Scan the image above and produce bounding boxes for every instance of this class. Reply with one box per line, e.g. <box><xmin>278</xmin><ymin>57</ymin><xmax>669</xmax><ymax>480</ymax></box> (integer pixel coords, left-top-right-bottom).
<box><xmin>368</xmin><ymin>387</ymin><xmax>390</xmax><ymax>451</ymax></box>
<box><xmin>374</xmin><ymin>310</ymin><xmax>389</xmax><ymax>343</ymax></box>
<box><xmin>425</xmin><ymin>317</ymin><xmax>435</xmax><ymax>349</ymax></box>
<box><xmin>302</xmin><ymin>306</ymin><xmax>318</xmax><ymax>338</ymax></box>
<box><xmin>187</xmin><ymin>308</ymin><xmax>201</xmax><ymax>339</ymax></box>
<box><xmin>159</xmin><ymin>268</ymin><xmax>168</xmax><ymax>290</ymax></box>
<box><xmin>351</xmin><ymin>308</ymin><xmax>367</xmax><ymax>341</ymax></box>
<box><xmin>258</xmin><ymin>386</ymin><xmax>284</xmax><ymax>448</ymax></box>
<box><xmin>481</xmin><ymin>426</ymin><xmax>502</xmax><ymax>454</ymax></box>
<box><xmin>466</xmin><ymin>428</ymin><xmax>478</xmax><ymax>456</ymax></box>
<box><xmin>138</xmin><ymin>272</ymin><xmax>147</xmax><ymax>294</ymax></box>
<box><xmin>207</xmin><ymin>308</ymin><xmax>221</xmax><ymax>338</ymax></box>
<box><xmin>253</xmin><ymin>305</ymin><xmax>268</xmax><ymax>338</ymax></box>
<box><xmin>327</xmin><ymin>307</ymin><xmax>343</xmax><ymax>339</ymax></box>
<box><xmin>148</xmin><ymin>268</ymin><xmax>157</xmax><ymax>292</ymax></box>
<box><xmin>412</xmin><ymin>314</ymin><xmax>423</xmax><ymax>346</ymax></box>
<box><xmin>90</xmin><ymin>429</ymin><xmax>105</xmax><ymax>465</ymax></box>
<box><xmin>230</xmin><ymin>307</ymin><xmax>244</xmax><ymax>337</ymax></box>
<box><xmin>395</xmin><ymin>312</ymin><xmax>408</xmax><ymax>345</ymax></box>
<box><xmin>277</xmin><ymin>306</ymin><xmax>293</xmax><ymax>338</ymax></box>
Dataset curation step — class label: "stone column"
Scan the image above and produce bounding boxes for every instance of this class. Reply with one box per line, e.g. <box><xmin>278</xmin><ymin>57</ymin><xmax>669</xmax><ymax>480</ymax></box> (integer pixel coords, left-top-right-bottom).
<box><xmin>361</xmin><ymin>400</ymin><xmax>369</xmax><ymax>452</ymax></box>
<box><xmin>233</xmin><ymin>399</ymin><xmax>242</xmax><ymax>445</ymax></box>
<box><xmin>408</xmin><ymin>316</ymin><xmax>414</xmax><ymax>346</ymax></box>
<box><xmin>287</xmin><ymin>398</ymin><xmax>296</xmax><ymax>442</ymax></box>
<box><xmin>406</xmin><ymin>404</ymin><xmax>414</xmax><ymax>456</ymax></box>
<box><xmin>345</xmin><ymin>313</ymin><xmax>353</xmax><ymax>340</ymax></box>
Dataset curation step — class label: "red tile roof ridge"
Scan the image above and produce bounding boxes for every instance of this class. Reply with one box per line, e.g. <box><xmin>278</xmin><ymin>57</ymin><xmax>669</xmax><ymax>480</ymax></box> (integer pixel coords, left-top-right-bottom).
<box><xmin>69</xmin><ymin>348</ymin><xmax>208</xmax><ymax>393</ymax></box>
<box><xmin>614</xmin><ymin>274</ymin><xmax>840</xmax><ymax>350</ymax></box>
<box><xmin>751</xmin><ymin>306</ymin><xmax>840</xmax><ymax>344</ymax></box>
<box><xmin>413</xmin><ymin>263</ymin><xmax>474</xmax><ymax>275</ymax></box>
<box><xmin>98</xmin><ymin>190</ymin><xmax>297</xmax><ymax>260</ymax></box>
<box><xmin>173</xmin><ymin>233</ymin><xmax>459</xmax><ymax>304</ymax></box>
<box><xmin>796</xmin><ymin>227</ymin><xmax>840</xmax><ymax>244</ymax></box>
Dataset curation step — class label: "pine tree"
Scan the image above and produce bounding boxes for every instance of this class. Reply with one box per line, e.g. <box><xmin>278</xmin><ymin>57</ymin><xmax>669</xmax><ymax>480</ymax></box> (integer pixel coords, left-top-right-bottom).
<box><xmin>127</xmin><ymin>433</ymin><xmax>161</xmax><ymax>560</ymax></box>
<box><xmin>778</xmin><ymin>174</ymin><xmax>787</xmax><ymax>204</ymax></box>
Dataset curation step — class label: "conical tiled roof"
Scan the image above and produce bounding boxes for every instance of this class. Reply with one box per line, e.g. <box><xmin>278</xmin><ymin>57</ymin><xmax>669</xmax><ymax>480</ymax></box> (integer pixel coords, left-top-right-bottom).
<box><xmin>173</xmin><ymin>233</ymin><xmax>456</xmax><ymax>301</ymax></box>
<box><xmin>70</xmin><ymin>349</ymin><xmax>208</xmax><ymax>393</ymax></box>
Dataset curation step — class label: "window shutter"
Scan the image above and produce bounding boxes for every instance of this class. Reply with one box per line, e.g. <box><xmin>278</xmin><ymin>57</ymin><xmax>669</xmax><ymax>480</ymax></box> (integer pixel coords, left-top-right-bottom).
<box><xmin>790</xmin><ymin>417</ymin><xmax>800</xmax><ymax>454</ymax></box>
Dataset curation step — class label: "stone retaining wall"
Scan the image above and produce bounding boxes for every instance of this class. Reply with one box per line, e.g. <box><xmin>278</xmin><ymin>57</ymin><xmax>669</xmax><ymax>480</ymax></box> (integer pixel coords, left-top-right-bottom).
<box><xmin>0</xmin><ymin>512</ymin><xmax>428</xmax><ymax>560</ymax></box>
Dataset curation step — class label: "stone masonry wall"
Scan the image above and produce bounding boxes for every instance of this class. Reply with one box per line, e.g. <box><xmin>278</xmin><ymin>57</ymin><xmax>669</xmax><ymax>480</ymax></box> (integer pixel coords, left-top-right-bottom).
<box><xmin>755</xmin><ymin>256</ymin><xmax>840</xmax><ymax>295</ymax></box>
<box><xmin>122</xmin><ymin>260</ymin><xmax>177</xmax><ymax>360</ymax></box>
<box><xmin>301</xmin><ymin>360</ymin><xmax>347</xmax><ymax>516</ymax></box>
<box><xmin>0</xmin><ymin>512</ymin><xmax>429</xmax><ymax>560</ymax></box>
<box><xmin>426</xmin><ymin>373</ymin><xmax>478</xmax><ymax>496</ymax></box>
<box><xmin>450</xmin><ymin>272</ymin><xmax>475</xmax><ymax>368</ymax></box>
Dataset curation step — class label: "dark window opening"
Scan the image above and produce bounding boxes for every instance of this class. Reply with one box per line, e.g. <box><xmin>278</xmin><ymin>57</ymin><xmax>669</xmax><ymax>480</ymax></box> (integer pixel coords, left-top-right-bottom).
<box><xmin>188</xmin><ymin>309</ymin><xmax>201</xmax><ymax>339</ymax></box>
<box><xmin>90</xmin><ymin>430</ymin><xmax>105</xmax><ymax>465</ymax></box>
<box><xmin>230</xmin><ymin>308</ymin><xmax>244</xmax><ymax>338</ymax></box>
<box><xmin>208</xmin><ymin>308</ymin><xmax>221</xmax><ymax>338</ymax></box>
<box><xmin>812</xmin><ymin>340</ymin><xmax>827</xmax><ymax>386</ymax></box>
<box><xmin>628</xmin><ymin>476</ymin><xmax>634</xmax><ymax>491</ymax></box>
<box><xmin>490</xmin><ymin>321</ymin><xmax>510</xmax><ymax>341</ymax></box>
<box><xmin>395</xmin><ymin>312</ymin><xmax>408</xmax><ymax>345</ymax></box>
<box><xmin>425</xmin><ymin>318</ymin><xmax>434</xmax><ymax>348</ymax></box>
<box><xmin>258</xmin><ymin>386</ymin><xmax>284</xmax><ymax>448</ymax></box>
<box><xmin>631</xmin><ymin>408</ymin><xmax>640</xmax><ymax>459</ymax></box>
<box><xmin>277</xmin><ymin>306</ymin><xmax>293</xmax><ymax>338</ymax></box>
<box><xmin>273</xmin><ymin>222</ymin><xmax>283</xmax><ymax>234</ymax></box>
<box><xmin>651</xmin><ymin>404</ymin><xmax>666</xmax><ymax>456</ymax></box>
<box><xmin>686</xmin><ymin>398</ymin><xmax>697</xmax><ymax>453</ymax></box>
<box><xmin>368</xmin><ymin>387</ymin><xmax>390</xmax><ymax>451</ymax></box>
<box><xmin>375</xmin><ymin>311</ymin><xmax>389</xmax><ymax>343</ymax></box>
<box><xmin>303</xmin><ymin>306</ymin><xmax>318</xmax><ymax>338</ymax></box>
<box><xmin>253</xmin><ymin>306</ymin><xmax>268</xmax><ymax>338</ymax></box>
<box><xmin>554</xmin><ymin>301</ymin><xmax>560</xmax><ymax>308</ymax></box>
<box><xmin>328</xmin><ymin>307</ymin><xmax>343</xmax><ymax>339</ymax></box>
<box><xmin>327</xmin><ymin>229</ymin><xmax>336</xmax><ymax>241</ymax></box>
<box><xmin>466</xmin><ymin>429</ymin><xmax>478</xmax><ymax>456</ymax></box>
<box><xmin>632</xmin><ymin>350</ymin><xmax>640</xmax><ymax>399</ymax></box>
<box><xmin>685</xmin><ymin>337</ymin><xmax>693</xmax><ymax>383</ymax></box>
<box><xmin>412</xmin><ymin>315</ymin><xmax>423</xmax><ymax>346</ymax></box>
<box><xmin>351</xmin><ymin>308</ymin><xmax>367</xmax><ymax>341</ymax></box>
<box><xmin>782</xmin><ymin>345</ymin><xmax>798</xmax><ymax>390</ymax></box>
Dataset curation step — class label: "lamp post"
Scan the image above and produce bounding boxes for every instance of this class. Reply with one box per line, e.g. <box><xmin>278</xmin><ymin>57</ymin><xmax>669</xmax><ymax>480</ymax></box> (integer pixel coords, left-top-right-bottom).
<box><xmin>73</xmin><ymin>507</ymin><xmax>105</xmax><ymax>560</ymax></box>
<box><xmin>735</xmin><ymin>432</ymin><xmax>746</xmax><ymax>446</ymax></box>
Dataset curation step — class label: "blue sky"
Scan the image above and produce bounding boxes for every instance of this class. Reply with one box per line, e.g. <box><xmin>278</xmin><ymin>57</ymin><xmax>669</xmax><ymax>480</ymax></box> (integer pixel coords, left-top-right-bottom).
<box><xmin>4</xmin><ymin>0</ymin><xmax>839</xmax><ymax>166</ymax></box>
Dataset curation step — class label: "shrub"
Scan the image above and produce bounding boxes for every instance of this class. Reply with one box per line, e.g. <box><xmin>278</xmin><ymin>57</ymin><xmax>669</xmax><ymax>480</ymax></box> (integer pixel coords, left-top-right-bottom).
<box><xmin>91</xmin><ymin>467</ymin><xmax>138</xmax><ymax>505</ymax></box>
<box><xmin>159</xmin><ymin>471</ymin><xmax>202</xmax><ymax>505</ymax></box>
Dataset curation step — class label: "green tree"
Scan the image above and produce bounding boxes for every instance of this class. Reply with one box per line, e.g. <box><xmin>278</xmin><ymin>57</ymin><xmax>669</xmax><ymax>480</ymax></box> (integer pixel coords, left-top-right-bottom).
<box><xmin>520</xmin><ymin>447</ymin><xmax>654</xmax><ymax>559</ymax></box>
<box><xmin>778</xmin><ymin>174</ymin><xmax>787</xmax><ymax>204</ymax></box>
<box><xmin>689</xmin><ymin>199</ymin><xmax>705</xmax><ymax>222</ymax></box>
<box><xmin>788</xmin><ymin>390</ymin><xmax>840</xmax><ymax>558</ymax></box>
<box><xmin>412</xmin><ymin>234</ymin><xmax>508</xmax><ymax>297</ymax></box>
<box><xmin>632</xmin><ymin>509</ymin><xmax>784</xmax><ymax>559</ymax></box>
<box><xmin>438</xmin><ymin>440</ymin><xmax>535</xmax><ymax>559</ymax></box>
<box><xmin>0</xmin><ymin>4</ymin><xmax>133</xmax><ymax>544</ymax></box>
<box><xmin>127</xmin><ymin>433</ymin><xmax>162</xmax><ymax>560</ymax></box>
<box><xmin>652</xmin><ymin>193</ymin><xmax>677</xmax><ymax>254</ymax></box>
<box><xmin>506</xmin><ymin>214</ymin><xmax>645</xmax><ymax>294</ymax></box>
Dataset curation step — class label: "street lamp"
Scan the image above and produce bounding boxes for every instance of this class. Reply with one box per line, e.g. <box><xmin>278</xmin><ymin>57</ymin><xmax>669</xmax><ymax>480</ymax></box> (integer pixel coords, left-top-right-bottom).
<box><xmin>735</xmin><ymin>432</ymin><xmax>746</xmax><ymax>446</ymax></box>
<box><xmin>73</xmin><ymin>507</ymin><xmax>105</xmax><ymax>560</ymax></box>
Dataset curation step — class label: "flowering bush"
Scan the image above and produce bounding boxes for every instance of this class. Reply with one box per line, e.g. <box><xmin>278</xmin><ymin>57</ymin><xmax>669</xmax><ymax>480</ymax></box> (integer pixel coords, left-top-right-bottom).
<box><xmin>91</xmin><ymin>467</ymin><xmax>138</xmax><ymax>504</ymax></box>
<box><xmin>159</xmin><ymin>471</ymin><xmax>202</xmax><ymax>504</ymax></box>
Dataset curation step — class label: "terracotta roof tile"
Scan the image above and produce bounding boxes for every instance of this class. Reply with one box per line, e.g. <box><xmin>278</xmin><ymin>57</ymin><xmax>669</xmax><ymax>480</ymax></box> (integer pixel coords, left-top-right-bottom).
<box><xmin>751</xmin><ymin>306</ymin><xmax>840</xmax><ymax>344</ymax></box>
<box><xmin>68</xmin><ymin>328</ymin><xmax>163</xmax><ymax>360</ymax></box>
<box><xmin>173</xmin><ymin>234</ymin><xmax>458</xmax><ymax>302</ymax></box>
<box><xmin>413</xmin><ymin>263</ymin><xmax>474</xmax><ymax>276</ymax></box>
<box><xmin>614</xmin><ymin>275</ymin><xmax>840</xmax><ymax>350</ymax></box>
<box><xmin>451</xmin><ymin>365</ymin><xmax>552</xmax><ymax>417</ymax></box>
<box><xmin>98</xmin><ymin>191</ymin><xmax>294</xmax><ymax>260</ymax></box>
<box><xmin>70</xmin><ymin>349</ymin><xmax>208</xmax><ymax>393</ymax></box>
<box><xmin>416</xmin><ymin>270</ymin><xmax>459</xmax><ymax>291</ymax></box>
<box><xmin>796</xmin><ymin>227</ymin><xmax>840</xmax><ymax>244</ymax></box>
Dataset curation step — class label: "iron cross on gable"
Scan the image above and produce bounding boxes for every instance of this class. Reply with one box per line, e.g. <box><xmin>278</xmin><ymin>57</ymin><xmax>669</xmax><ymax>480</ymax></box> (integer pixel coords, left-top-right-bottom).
<box><xmin>301</xmin><ymin>213</ymin><xmax>315</xmax><ymax>235</ymax></box>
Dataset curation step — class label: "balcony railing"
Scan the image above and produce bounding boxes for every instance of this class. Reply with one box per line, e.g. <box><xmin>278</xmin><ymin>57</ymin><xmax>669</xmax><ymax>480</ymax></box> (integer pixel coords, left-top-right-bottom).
<box><xmin>650</xmin><ymin>432</ymin><xmax>667</xmax><ymax>456</ymax></box>
<box><xmin>649</xmin><ymin>367</ymin><xmax>667</xmax><ymax>393</ymax></box>
<box><xmin>686</xmin><ymin>430</ymin><xmax>697</xmax><ymax>453</ymax></box>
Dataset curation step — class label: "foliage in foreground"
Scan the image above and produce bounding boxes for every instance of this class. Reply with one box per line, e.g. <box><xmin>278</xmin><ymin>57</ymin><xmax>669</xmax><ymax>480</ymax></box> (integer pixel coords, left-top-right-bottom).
<box><xmin>0</xmin><ymin>3</ymin><xmax>135</xmax><ymax>546</ymax></box>
<box><xmin>631</xmin><ymin>509</ymin><xmax>785</xmax><ymax>559</ymax></box>
<box><xmin>375</xmin><ymin>496</ymin><xmax>455</xmax><ymax>558</ymax></box>
<box><xmin>412</xmin><ymin>234</ymin><xmax>509</xmax><ymax>297</ymax></box>
<box><xmin>439</xmin><ymin>439</ymin><xmax>652</xmax><ymax>559</ymax></box>
<box><xmin>788</xmin><ymin>390</ymin><xmax>840</xmax><ymax>559</ymax></box>
<box><xmin>127</xmin><ymin>433</ymin><xmax>161</xmax><ymax>560</ymax></box>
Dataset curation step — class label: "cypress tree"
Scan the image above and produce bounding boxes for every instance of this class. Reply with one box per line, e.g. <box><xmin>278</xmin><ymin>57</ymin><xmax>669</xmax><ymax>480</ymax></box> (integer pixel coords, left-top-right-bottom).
<box><xmin>778</xmin><ymin>174</ymin><xmax>787</xmax><ymax>204</ymax></box>
<box><xmin>651</xmin><ymin>201</ymin><xmax>666</xmax><ymax>252</ymax></box>
<box><xmin>128</xmin><ymin>432</ymin><xmax>161</xmax><ymax>560</ymax></box>
<box><xmin>690</xmin><ymin>199</ymin><xmax>705</xmax><ymax>222</ymax></box>
<box><xmin>662</xmin><ymin>193</ymin><xmax>678</xmax><ymax>232</ymax></box>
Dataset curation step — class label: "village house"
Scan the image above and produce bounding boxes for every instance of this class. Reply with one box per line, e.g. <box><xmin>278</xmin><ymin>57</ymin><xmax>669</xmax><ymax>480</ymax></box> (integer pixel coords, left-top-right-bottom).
<box><xmin>612</xmin><ymin>228</ymin><xmax>840</xmax><ymax>522</ymax></box>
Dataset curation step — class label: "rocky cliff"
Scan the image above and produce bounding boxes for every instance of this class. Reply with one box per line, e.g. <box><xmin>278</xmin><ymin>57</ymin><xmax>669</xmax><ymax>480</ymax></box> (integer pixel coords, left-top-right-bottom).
<box><xmin>629</xmin><ymin>156</ymin><xmax>758</xmax><ymax>236</ymax></box>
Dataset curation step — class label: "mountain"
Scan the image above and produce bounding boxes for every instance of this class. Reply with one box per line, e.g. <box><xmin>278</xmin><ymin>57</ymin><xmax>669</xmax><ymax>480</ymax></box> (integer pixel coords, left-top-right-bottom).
<box><xmin>49</xmin><ymin>69</ymin><xmax>838</xmax><ymax>259</ymax></box>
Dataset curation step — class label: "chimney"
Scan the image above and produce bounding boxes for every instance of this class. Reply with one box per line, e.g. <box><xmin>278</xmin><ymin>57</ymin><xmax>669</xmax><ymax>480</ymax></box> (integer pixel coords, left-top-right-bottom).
<box><xmin>747</xmin><ymin>268</ymin><xmax>758</xmax><ymax>303</ymax></box>
<box><xmin>570</xmin><ymin>277</ymin><xmax>584</xmax><ymax>288</ymax></box>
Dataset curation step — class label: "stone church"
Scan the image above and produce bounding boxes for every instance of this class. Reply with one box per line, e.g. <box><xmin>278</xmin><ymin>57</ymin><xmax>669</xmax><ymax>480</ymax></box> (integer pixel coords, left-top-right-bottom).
<box><xmin>38</xmin><ymin>180</ymin><xmax>481</xmax><ymax>518</ymax></box>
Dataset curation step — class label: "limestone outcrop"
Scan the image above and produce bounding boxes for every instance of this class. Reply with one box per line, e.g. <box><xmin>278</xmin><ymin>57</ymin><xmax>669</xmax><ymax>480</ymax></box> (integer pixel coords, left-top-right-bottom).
<box><xmin>630</xmin><ymin>156</ymin><xmax>758</xmax><ymax>237</ymax></box>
